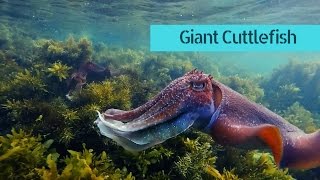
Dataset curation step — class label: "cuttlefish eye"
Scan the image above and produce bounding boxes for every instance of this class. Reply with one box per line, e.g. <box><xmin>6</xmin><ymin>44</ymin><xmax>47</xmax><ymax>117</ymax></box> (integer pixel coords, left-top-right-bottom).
<box><xmin>191</xmin><ymin>81</ymin><xmax>206</xmax><ymax>91</ymax></box>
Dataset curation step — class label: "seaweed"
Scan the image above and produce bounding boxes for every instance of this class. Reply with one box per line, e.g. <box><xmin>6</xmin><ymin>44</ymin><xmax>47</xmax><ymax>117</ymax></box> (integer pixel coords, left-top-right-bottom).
<box><xmin>216</xmin><ymin>148</ymin><xmax>294</xmax><ymax>180</ymax></box>
<box><xmin>1</xmin><ymin>68</ymin><xmax>47</xmax><ymax>100</ymax></box>
<box><xmin>34</xmin><ymin>36</ymin><xmax>93</xmax><ymax>67</ymax></box>
<box><xmin>0</xmin><ymin>31</ymin><xmax>318</xmax><ymax>179</ymax></box>
<box><xmin>0</xmin><ymin>129</ymin><xmax>53</xmax><ymax>179</ymax></box>
<box><xmin>173</xmin><ymin>136</ymin><xmax>217</xmax><ymax>180</ymax></box>
<box><xmin>0</xmin><ymin>129</ymin><xmax>134</xmax><ymax>180</ymax></box>
<box><xmin>47</xmin><ymin>61</ymin><xmax>72</xmax><ymax>81</ymax></box>
<box><xmin>124</xmin><ymin>146</ymin><xmax>174</xmax><ymax>178</ymax></box>
<box><xmin>281</xmin><ymin>102</ymin><xmax>318</xmax><ymax>133</ymax></box>
<box><xmin>37</xmin><ymin>144</ymin><xmax>134</xmax><ymax>180</ymax></box>
<box><xmin>77</xmin><ymin>75</ymin><xmax>132</xmax><ymax>110</ymax></box>
<box><xmin>221</xmin><ymin>75</ymin><xmax>264</xmax><ymax>102</ymax></box>
<box><xmin>263</xmin><ymin>60</ymin><xmax>320</xmax><ymax>113</ymax></box>
<box><xmin>2</xmin><ymin>97</ymin><xmax>82</xmax><ymax>146</ymax></box>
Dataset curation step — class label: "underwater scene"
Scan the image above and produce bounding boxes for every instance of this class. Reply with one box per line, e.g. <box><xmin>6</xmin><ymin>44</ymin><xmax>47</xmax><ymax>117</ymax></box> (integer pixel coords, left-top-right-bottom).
<box><xmin>1</xmin><ymin>0</ymin><xmax>320</xmax><ymax>179</ymax></box>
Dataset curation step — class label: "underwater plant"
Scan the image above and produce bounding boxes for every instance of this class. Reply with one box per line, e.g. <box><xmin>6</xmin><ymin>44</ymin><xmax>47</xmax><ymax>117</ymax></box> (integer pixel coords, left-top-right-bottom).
<box><xmin>1</xmin><ymin>30</ymin><xmax>319</xmax><ymax>179</ymax></box>
<box><xmin>47</xmin><ymin>61</ymin><xmax>71</xmax><ymax>81</ymax></box>
<box><xmin>217</xmin><ymin>149</ymin><xmax>294</xmax><ymax>180</ymax></box>
<box><xmin>172</xmin><ymin>131</ymin><xmax>240</xmax><ymax>180</ymax></box>
<box><xmin>140</xmin><ymin>54</ymin><xmax>193</xmax><ymax>87</ymax></box>
<box><xmin>263</xmin><ymin>60</ymin><xmax>320</xmax><ymax>113</ymax></box>
<box><xmin>34</xmin><ymin>36</ymin><xmax>93</xmax><ymax>68</ymax></box>
<box><xmin>123</xmin><ymin>146</ymin><xmax>174</xmax><ymax>178</ymax></box>
<box><xmin>281</xmin><ymin>102</ymin><xmax>318</xmax><ymax>133</ymax></box>
<box><xmin>93</xmin><ymin>44</ymin><xmax>145</xmax><ymax>69</ymax></box>
<box><xmin>1</xmin><ymin>69</ymin><xmax>48</xmax><ymax>100</ymax></box>
<box><xmin>0</xmin><ymin>24</ymin><xmax>12</xmax><ymax>50</ymax></box>
<box><xmin>220</xmin><ymin>75</ymin><xmax>264</xmax><ymax>102</ymax></box>
<box><xmin>0</xmin><ymin>129</ymin><xmax>53</xmax><ymax>179</ymax></box>
<box><xmin>37</xmin><ymin>144</ymin><xmax>134</xmax><ymax>180</ymax></box>
<box><xmin>2</xmin><ymin>97</ymin><xmax>83</xmax><ymax>147</ymax></box>
<box><xmin>77</xmin><ymin>76</ymin><xmax>132</xmax><ymax>110</ymax></box>
<box><xmin>174</xmin><ymin>136</ymin><xmax>217</xmax><ymax>180</ymax></box>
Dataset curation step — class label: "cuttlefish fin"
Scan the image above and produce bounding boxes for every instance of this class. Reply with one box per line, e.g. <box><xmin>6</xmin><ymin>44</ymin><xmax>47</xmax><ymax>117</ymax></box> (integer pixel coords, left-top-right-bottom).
<box><xmin>281</xmin><ymin>130</ymin><xmax>320</xmax><ymax>169</ymax></box>
<box><xmin>211</xmin><ymin>119</ymin><xmax>283</xmax><ymax>166</ymax></box>
<box><xmin>254</xmin><ymin>124</ymin><xmax>283</xmax><ymax>166</ymax></box>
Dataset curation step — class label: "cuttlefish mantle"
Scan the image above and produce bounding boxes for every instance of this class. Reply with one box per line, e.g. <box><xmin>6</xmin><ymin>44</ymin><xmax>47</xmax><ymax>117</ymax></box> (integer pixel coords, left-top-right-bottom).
<box><xmin>95</xmin><ymin>69</ymin><xmax>320</xmax><ymax>169</ymax></box>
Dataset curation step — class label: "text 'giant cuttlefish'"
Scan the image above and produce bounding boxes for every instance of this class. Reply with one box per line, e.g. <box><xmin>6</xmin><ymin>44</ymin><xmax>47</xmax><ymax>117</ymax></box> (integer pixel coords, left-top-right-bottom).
<box><xmin>95</xmin><ymin>69</ymin><xmax>320</xmax><ymax>169</ymax></box>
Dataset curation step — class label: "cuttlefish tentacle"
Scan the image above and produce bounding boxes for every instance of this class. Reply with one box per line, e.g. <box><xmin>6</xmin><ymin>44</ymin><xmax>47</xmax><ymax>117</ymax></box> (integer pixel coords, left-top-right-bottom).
<box><xmin>99</xmin><ymin>99</ymin><xmax>186</xmax><ymax>133</ymax></box>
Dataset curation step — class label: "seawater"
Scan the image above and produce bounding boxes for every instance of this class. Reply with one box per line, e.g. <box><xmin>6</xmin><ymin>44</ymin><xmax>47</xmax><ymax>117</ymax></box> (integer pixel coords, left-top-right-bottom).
<box><xmin>1</xmin><ymin>0</ymin><xmax>320</xmax><ymax>179</ymax></box>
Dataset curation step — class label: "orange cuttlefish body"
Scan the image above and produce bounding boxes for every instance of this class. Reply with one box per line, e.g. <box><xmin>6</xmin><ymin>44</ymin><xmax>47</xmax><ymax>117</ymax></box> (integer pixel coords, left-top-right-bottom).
<box><xmin>95</xmin><ymin>69</ymin><xmax>320</xmax><ymax>169</ymax></box>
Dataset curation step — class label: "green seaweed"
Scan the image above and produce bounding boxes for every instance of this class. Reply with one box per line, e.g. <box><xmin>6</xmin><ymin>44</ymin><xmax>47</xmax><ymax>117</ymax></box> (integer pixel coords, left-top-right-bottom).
<box><xmin>77</xmin><ymin>75</ymin><xmax>132</xmax><ymax>110</ymax></box>
<box><xmin>37</xmin><ymin>144</ymin><xmax>134</xmax><ymax>180</ymax></box>
<box><xmin>2</xmin><ymin>98</ymin><xmax>81</xmax><ymax>146</ymax></box>
<box><xmin>125</xmin><ymin>146</ymin><xmax>173</xmax><ymax>178</ymax></box>
<box><xmin>0</xmin><ymin>31</ymin><xmax>318</xmax><ymax>179</ymax></box>
<box><xmin>47</xmin><ymin>61</ymin><xmax>72</xmax><ymax>81</ymax></box>
<box><xmin>263</xmin><ymin>60</ymin><xmax>320</xmax><ymax>113</ymax></box>
<box><xmin>34</xmin><ymin>36</ymin><xmax>93</xmax><ymax>67</ymax></box>
<box><xmin>217</xmin><ymin>148</ymin><xmax>294</xmax><ymax>180</ymax></box>
<box><xmin>174</xmin><ymin>137</ymin><xmax>217</xmax><ymax>180</ymax></box>
<box><xmin>281</xmin><ymin>102</ymin><xmax>318</xmax><ymax>133</ymax></box>
<box><xmin>1</xmin><ymin>69</ymin><xmax>47</xmax><ymax>100</ymax></box>
<box><xmin>221</xmin><ymin>75</ymin><xmax>264</xmax><ymax>102</ymax></box>
<box><xmin>0</xmin><ymin>129</ymin><xmax>53</xmax><ymax>179</ymax></box>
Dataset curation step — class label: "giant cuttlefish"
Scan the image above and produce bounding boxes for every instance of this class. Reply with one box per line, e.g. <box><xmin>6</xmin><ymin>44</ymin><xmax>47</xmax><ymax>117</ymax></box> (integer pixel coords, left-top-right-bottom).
<box><xmin>95</xmin><ymin>69</ymin><xmax>320</xmax><ymax>169</ymax></box>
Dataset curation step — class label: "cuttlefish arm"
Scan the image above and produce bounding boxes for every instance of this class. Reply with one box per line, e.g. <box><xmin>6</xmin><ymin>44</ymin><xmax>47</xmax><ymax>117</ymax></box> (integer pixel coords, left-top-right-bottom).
<box><xmin>209</xmin><ymin>78</ymin><xmax>320</xmax><ymax>169</ymax></box>
<box><xmin>95</xmin><ymin>111</ymin><xmax>199</xmax><ymax>151</ymax></box>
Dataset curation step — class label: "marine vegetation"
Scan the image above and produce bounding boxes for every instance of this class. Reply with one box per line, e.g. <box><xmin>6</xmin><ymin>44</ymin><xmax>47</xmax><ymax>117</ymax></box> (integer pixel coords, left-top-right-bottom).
<box><xmin>34</xmin><ymin>36</ymin><xmax>93</xmax><ymax>67</ymax></box>
<box><xmin>216</xmin><ymin>148</ymin><xmax>293</xmax><ymax>180</ymax></box>
<box><xmin>281</xmin><ymin>102</ymin><xmax>318</xmax><ymax>133</ymax></box>
<box><xmin>47</xmin><ymin>61</ymin><xmax>71</xmax><ymax>81</ymax></box>
<box><xmin>37</xmin><ymin>144</ymin><xmax>134</xmax><ymax>180</ymax></box>
<box><xmin>0</xmin><ymin>25</ymin><xmax>319</xmax><ymax>179</ymax></box>
<box><xmin>220</xmin><ymin>75</ymin><xmax>264</xmax><ymax>102</ymax></box>
<box><xmin>0</xmin><ymin>129</ymin><xmax>52</xmax><ymax>179</ymax></box>
<box><xmin>263</xmin><ymin>60</ymin><xmax>320</xmax><ymax>113</ymax></box>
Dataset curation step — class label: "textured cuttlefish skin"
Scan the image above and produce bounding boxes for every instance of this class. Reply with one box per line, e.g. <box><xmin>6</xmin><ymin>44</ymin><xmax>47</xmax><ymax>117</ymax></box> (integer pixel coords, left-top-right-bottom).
<box><xmin>209</xmin><ymin>76</ymin><xmax>320</xmax><ymax>169</ymax></box>
<box><xmin>95</xmin><ymin>70</ymin><xmax>320</xmax><ymax>169</ymax></box>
